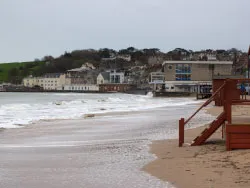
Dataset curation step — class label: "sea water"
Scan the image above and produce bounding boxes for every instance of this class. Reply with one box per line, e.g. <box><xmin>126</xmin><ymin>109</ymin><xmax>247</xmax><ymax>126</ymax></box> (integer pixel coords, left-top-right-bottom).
<box><xmin>0</xmin><ymin>92</ymin><xmax>202</xmax><ymax>129</ymax></box>
<box><xmin>0</xmin><ymin>92</ymin><xmax>214</xmax><ymax>188</ymax></box>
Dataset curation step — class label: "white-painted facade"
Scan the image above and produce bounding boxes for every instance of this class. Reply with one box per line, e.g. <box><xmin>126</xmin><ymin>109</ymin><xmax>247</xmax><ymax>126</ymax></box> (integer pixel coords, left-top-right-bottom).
<box><xmin>23</xmin><ymin>73</ymin><xmax>66</xmax><ymax>90</ymax></box>
<box><xmin>164</xmin><ymin>81</ymin><xmax>212</xmax><ymax>92</ymax></box>
<box><xmin>110</xmin><ymin>70</ymin><xmax>125</xmax><ymax>84</ymax></box>
<box><xmin>23</xmin><ymin>76</ymin><xmax>38</xmax><ymax>88</ymax></box>
<box><xmin>64</xmin><ymin>84</ymin><xmax>99</xmax><ymax>91</ymax></box>
<box><xmin>23</xmin><ymin>73</ymin><xmax>100</xmax><ymax>91</ymax></box>
<box><xmin>97</xmin><ymin>73</ymin><xmax>110</xmax><ymax>85</ymax></box>
<box><xmin>149</xmin><ymin>72</ymin><xmax>165</xmax><ymax>84</ymax></box>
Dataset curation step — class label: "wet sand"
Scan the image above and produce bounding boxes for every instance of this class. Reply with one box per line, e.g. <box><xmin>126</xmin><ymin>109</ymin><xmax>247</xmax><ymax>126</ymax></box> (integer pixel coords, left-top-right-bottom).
<box><xmin>144</xmin><ymin>105</ymin><xmax>250</xmax><ymax>188</ymax></box>
<box><xmin>1</xmin><ymin>107</ymin><xmax>192</xmax><ymax>188</ymax></box>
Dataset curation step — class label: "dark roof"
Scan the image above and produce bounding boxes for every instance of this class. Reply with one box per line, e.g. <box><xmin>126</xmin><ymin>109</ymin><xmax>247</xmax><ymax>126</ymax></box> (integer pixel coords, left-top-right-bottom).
<box><xmin>100</xmin><ymin>72</ymin><xmax>110</xmax><ymax>80</ymax></box>
<box><xmin>44</xmin><ymin>73</ymin><xmax>63</xmax><ymax>78</ymax></box>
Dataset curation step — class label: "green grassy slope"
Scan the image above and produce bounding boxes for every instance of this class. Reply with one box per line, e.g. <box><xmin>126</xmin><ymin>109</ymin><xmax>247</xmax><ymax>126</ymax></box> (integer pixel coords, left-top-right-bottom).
<box><xmin>0</xmin><ymin>61</ymin><xmax>45</xmax><ymax>83</ymax></box>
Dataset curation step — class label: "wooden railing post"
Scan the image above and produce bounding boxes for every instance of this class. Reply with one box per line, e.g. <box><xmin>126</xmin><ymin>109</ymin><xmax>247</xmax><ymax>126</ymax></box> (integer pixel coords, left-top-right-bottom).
<box><xmin>179</xmin><ymin>118</ymin><xmax>185</xmax><ymax>147</ymax></box>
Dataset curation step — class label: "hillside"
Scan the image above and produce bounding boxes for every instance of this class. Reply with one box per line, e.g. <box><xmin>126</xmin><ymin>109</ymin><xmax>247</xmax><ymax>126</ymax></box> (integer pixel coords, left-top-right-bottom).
<box><xmin>0</xmin><ymin>61</ymin><xmax>46</xmax><ymax>84</ymax></box>
<box><xmin>0</xmin><ymin>47</ymin><xmax>246</xmax><ymax>84</ymax></box>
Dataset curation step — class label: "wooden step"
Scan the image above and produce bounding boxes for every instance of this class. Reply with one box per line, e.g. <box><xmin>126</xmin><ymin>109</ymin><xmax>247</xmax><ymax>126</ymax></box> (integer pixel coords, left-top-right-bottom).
<box><xmin>193</xmin><ymin>136</ymin><xmax>200</xmax><ymax>142</ymax></box>
<box><xmin>201</xmin><ymin>128</ymin><xmax>208</xmax><ymax>134</ymax></box>
<box><xmin>191</xmin><ymin>112</ymin><xmax>226</xmax><ymax>146</ymax></box>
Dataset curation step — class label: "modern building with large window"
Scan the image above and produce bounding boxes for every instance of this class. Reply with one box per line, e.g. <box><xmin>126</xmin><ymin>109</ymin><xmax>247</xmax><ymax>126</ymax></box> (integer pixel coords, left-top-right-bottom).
<box><xmin>162</xmin><ymin>61</ymin><xmax>233</xmax><ymax>92</ymax></box>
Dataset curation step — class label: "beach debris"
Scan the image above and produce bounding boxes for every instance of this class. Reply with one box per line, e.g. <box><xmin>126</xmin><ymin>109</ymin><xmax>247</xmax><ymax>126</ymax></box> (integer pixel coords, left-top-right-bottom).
<box><xmin>98</xmin><ymin>99</ymin><xmax>106</xmax><ymax>102</ymax></box>
<box><xmin>84</xmin><ymin>114</ymin><xmax>95</xmax><ymax>118</ymax></box>
<box><xmin>54</xmin><ymin>101</ymin><xmax>62</xmax><ymax>105</ymax></box>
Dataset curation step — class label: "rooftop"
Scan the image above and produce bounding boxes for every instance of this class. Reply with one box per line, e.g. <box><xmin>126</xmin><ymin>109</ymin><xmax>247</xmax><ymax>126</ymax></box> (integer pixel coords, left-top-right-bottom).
<box><xmin>99</xmin><ymin>72</ymin><xmax>110</xmax><ymax>80</ymax></box>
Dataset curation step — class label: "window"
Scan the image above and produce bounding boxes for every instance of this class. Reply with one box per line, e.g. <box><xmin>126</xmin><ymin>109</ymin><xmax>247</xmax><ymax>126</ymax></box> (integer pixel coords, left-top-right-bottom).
<box><xmin>176</xmin><ymin>74</ymin><xmax>191</xmax><ymax>81</ymax></box>
<box><xmin>176</xmin><ymin>64</ymin><xmax>191</xmax><ymax>73</ymax></box>
<box><xmin>111</xmin><ymin>75</ymin><xmax>115</xmax><ymax>83</ymax></box>
<box><xmin>115</xmin><ymin>75</ymin><xmax>120</xmax><ymax>83</ymax></box>
<box><xmin>175</xmin><ymin>64</ymin><xmax>191</xmax><ymax>81</ymax></box>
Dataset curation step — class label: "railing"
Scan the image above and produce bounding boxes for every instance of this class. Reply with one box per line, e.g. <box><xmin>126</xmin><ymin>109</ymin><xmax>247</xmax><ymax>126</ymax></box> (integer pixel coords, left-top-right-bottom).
<box><xmin>179</xmin><ymin>82</ymin><xmax>226</xmax><ymax>147</ymax></box>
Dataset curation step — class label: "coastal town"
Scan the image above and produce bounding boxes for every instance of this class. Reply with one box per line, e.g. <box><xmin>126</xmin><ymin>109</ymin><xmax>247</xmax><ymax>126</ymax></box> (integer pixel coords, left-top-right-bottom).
<box><xmin>1</xmin><ymin>1</ymin><xmax>250</xmax><ymax>188</ymax></box>
<box><xmin>0</xmin><ymin>47</ymin><xmax>249</xmax><ymax>96</ymax></box>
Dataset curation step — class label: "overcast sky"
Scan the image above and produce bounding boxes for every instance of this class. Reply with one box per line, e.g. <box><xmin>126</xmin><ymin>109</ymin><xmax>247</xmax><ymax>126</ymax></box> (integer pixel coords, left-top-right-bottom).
<box><xmin>0</xmin><ymin>0</ymin><xmax>249</xmax><ymax>62</ymax></box>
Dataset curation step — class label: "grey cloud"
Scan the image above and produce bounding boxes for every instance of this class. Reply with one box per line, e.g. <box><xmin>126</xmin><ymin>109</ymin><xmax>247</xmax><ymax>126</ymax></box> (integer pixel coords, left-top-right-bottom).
<box><xmin>0</xmin><ymin>0</ymin><xmax>249</xmax><ymax>62</ymax></box>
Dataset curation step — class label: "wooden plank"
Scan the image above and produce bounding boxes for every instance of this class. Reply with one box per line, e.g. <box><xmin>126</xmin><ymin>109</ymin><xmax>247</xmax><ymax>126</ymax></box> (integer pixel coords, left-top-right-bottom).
<box><xmin>232</xmin><ymin>102</ymin><xmax>250</xmax><ymax>105</ymax></box>
<box><xmin>230</xmin><ymin>134</ymin><xmax>250</xmax><ymax>139</ymax></box>
<box><xmin>230</xmin><ymin>138</ymin><xmax>250</xmax><ymax>144</ymax></box>
<box><xmin>179</xmin><ymin>118</ymin><xmax>184</xmax><ymax>147</ymax></box>
<box><xmin>226</xmin><ymin>126</ymin><xmax>250</xmax><ymax>133</ymax></box>
<box><xmin>226</xmin><ymin>133</ymin><xmax>230</xmax><ymax>151</ymax></box>
<box><xmin>229</xmin><ymin>143</ymin><xmax>250</xmax><ymax>149</ymax></box>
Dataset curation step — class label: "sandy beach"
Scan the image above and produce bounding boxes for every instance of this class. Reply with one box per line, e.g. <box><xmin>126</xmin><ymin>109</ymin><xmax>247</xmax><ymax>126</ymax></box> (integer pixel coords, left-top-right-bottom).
<box><xmin>144</xmin><ymin>105</ymin><xmax>250</xmax><ymax>188</ymax></box>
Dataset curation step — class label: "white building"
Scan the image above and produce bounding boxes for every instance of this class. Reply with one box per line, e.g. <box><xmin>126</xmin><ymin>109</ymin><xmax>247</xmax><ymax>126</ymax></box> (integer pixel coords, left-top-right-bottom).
<box><xmin>23</xmin><ymin>72</ymin><xmax>100</xmax><ymax>92</ymax></box>
<box><xmin>97</xmin><ymin>72</ymin><xmax>110</xmax><ymax>85</ymax></box>
<box><xmin>23</xmin><ymin>73</ymin><xmax>66</xmax><ymax>90</ymax></box>
<box><xmin>149</xmin><ymin>72</ymin><xmax>165</xmax><ymax>84</ymax></box>
<box><xmin>110</xmin><ymin>70</ymin><xmax>125</xmax><ymax>84</ymax></box>
<box><xmin>23</xmin><ymin>76</ymin><xmax>38</xmax><ymax>88</ymax></box>
<box><xmin>97</xmin><ymin>70</ymin><xmax>126</xmax><ymax>84</ymax></box>
<box><xmin>64</xmin><ymin>84</ymin><xmax>99</xmax><ymax>91</ymax></box>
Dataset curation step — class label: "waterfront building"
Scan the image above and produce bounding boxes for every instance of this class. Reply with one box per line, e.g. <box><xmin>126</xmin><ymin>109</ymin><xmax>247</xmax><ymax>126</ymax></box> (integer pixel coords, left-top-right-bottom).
<box><xmin>66</xmin><ymin>63</ymin><xmax>98</xmax><ymax>85</ymax></box>
<box><xmin>162</xmin><ymin>61</ymin><xmax>233</xmax><ymax>92</ymax></box>
<box><xmin>97</xmin><ymin>72</ymin><xmax>110</xmax><ymax>85</ymax></box>
<box><xmin>109</xmin><ymin>70</ymin><xmax>125</xmax><ymax>84</ymax></box>
<box><xmin>23</xmin><ymin>73</ymin><xmax>66</xmax><ymax>90</ymax></box>
<box><xmin>99</xmin><ymin>84</ymin><xmax>132</xmax><ymax>92</ymax></box>
<box><xmin>97</xmin><ymin>70</ymin><xmax>125</xmax><ymax>84</ymax></box>
<box><xmin>63</xmin><ymin>84</ymin><xmax>99</xmax><ymax>92</ymax></box>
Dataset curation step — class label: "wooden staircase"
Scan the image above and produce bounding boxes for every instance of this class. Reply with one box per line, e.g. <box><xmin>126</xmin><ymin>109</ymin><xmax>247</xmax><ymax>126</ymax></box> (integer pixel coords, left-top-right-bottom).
<box><xmin>179</xmin><ymin>82</ymin><xmax>226</xmax><ymax>147</ymax></box>
<box><xmin>191</xmin><ymin>111</ymin><xmax>226</xmax><ymax>146</ymax></box>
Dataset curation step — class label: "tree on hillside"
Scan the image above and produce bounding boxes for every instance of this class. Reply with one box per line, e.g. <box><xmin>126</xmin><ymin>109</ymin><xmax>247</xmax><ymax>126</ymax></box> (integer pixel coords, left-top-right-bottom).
<box><xmin>127</xmin><ymin>47</ymin><xmax>137</xmax><ymax>53</ymax></box>
<box><xmin>8</xmin><ymin>67</ymin><xmax>21</xmax><ymax>84</ymax></box>
<box><xmin>118</xmin><ymin>49</ymin><xmax>130</xmax><ymax>55</ymax></box>
<box><xmin>42</xmin><ymin>55</ymin><xmax>54</xmax><ymax>62</ymax></box>
<box><xmin>142</xmin><ymin>48</ymin><xmax>160</xmax><ymax>56</ymax></box>
<box><xmin>99</xmin><ymin>48</ymin><xmax>116</xmax><ymax>58</ymax></box>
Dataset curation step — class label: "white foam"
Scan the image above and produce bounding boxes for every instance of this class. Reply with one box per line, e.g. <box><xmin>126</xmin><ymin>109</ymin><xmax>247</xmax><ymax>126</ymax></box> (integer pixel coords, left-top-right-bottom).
<box><xmin>0</xmin><ymin>93</ymin><xmax>200</xmax><ymax>129</ymax></box>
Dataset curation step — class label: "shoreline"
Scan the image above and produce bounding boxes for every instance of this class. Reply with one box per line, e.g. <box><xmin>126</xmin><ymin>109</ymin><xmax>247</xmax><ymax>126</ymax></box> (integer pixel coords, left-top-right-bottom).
<box><xmin>1</xmin><ymin>97</ymin><xmax>201</xmax><ymax>130</ymax></box>
<box><xmin>1</xmin><ymin>103</ymin><xmax>189</xmax><ymax>188</ymax></box>
<box><xmin>143</xmin><ymin>105</ymin><xmax>250</xmax><ymax>188</ymax></box>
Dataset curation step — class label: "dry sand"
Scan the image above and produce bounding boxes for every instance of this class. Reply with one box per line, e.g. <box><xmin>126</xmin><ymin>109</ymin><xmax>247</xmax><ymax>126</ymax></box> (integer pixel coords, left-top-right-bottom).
<box><xmin>143</xmin><ymin>105</ymin><xmax>250</xmax><ymax>188</ymax></box>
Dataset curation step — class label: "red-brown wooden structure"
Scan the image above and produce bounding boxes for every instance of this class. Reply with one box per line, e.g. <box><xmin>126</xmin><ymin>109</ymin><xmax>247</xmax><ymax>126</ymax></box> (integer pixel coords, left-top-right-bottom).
<box><xmin>179</xmin><ymin>78</ymin><xmax>250</xmax><ymax>150</ymax></box>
